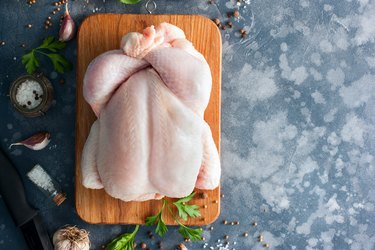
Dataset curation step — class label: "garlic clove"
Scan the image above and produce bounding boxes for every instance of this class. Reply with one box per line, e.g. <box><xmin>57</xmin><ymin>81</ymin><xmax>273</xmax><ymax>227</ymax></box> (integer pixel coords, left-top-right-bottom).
<box><xmin>59</xmin><ymin>3</ymin><xmax>76</xmax><ymax>42</ymax></box>
<box><xmin>9</xmin><ymin>131</ymin><xmax>51</xmax><ymax>150</ymax></box>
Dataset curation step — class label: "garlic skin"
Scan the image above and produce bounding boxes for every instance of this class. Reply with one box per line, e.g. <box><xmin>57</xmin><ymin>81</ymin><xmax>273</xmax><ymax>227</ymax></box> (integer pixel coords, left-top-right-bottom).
<box><xmin>54</xmin><ymin>240</ymin><xmax>72</xmax><ymax>250</ymax></box>
<box><xmin>53</xmin><ymin>226</ymin><xmax>90</xmax><ymax>250</ymax></box>
<box><xmin>9</xmin><ymin>131</ymin><xmax>51</xmax><ymax>150</ymax></box>
<box><xmin>59</xmin><ymin>3</ymin><xmax>76</xmax><ymax>42</ymax></box>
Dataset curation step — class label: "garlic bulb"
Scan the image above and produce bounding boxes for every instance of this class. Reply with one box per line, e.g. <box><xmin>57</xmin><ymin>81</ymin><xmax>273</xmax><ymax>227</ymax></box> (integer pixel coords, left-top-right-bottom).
<box><xmin>53</xmin><ymin>226</ymin><xmax>90</xmax><ymax>250</ymax></box>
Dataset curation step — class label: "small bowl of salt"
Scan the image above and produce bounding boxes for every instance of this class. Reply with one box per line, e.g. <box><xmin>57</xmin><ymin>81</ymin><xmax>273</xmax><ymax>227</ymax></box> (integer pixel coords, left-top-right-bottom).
<box><xmin>9</xmin><ymin>73</ymin><xmax>53</xmax><ymax>117</ymax></box>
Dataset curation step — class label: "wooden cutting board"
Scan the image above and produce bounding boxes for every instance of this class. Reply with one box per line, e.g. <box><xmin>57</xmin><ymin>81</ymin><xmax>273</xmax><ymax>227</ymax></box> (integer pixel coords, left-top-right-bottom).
<box><xmin>75</xmin><ymin>14</ymin><xmax>222</xmax><ymax>225</ymax></box>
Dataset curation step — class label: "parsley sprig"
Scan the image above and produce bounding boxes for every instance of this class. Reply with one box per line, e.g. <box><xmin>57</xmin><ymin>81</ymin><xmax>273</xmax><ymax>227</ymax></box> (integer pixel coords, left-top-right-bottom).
<box><xmin>119</xmin><ymin>0</ymin><xmax>143</xmax><ymax>4</ymax></box>
<box><xmin>21</xmin><ymin>36</ymin><xmax>72</xmax><ymax>74</ymax></box>
<box><xmin>105</xmin><ymin>225</ymin><xmax>139</xmax><ymax>250</ymax></box>
<box><xmin>146</xmin><ymin>192</ymin><xmax>203</xmax><ymax>241</ymax></box>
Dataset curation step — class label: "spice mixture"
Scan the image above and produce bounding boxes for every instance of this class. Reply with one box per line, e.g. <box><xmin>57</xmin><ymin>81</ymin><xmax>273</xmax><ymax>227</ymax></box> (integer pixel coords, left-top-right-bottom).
<box><xmin>15</xmin><ymin>79</ymin><xmax>44</xmax><ymax>109</ymax></box>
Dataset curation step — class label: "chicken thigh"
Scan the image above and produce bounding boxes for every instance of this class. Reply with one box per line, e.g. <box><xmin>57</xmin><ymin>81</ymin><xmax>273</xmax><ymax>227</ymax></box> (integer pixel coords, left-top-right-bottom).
<box><xmin>81</xmin><ymin>23</ymin><xmax>220</xmax><ymax>201</ymax></box>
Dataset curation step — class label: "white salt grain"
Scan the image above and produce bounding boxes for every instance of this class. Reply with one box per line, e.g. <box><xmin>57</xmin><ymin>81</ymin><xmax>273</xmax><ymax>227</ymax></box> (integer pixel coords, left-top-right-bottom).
<box><xmin>15</xmin><ymin>80</ymin><xmax>43</xmax><ymax>109</ymax></box>
<box><xmin>27</xmin><ymin>164</ymin><xmax>56</xmax><ymax>194</ymax></box>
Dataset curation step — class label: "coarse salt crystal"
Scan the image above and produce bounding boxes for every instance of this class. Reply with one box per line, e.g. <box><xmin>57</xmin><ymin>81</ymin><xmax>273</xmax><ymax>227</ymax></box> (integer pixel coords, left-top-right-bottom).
<box><xmin>27</xmin><ymin>164</ymin><xmax>56</xmax><ymax>194</ymax></box>
<box><xmin>15</xmin><ymin>79</ymin><xmax>43</xmax><ymax>109</ymax></box>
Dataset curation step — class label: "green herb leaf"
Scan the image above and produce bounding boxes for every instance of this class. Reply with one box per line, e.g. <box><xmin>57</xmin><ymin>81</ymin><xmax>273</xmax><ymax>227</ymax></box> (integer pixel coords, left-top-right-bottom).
<box><xmin>173</xmin><ymin>192</ymin><xmax>200</xmax><ymax>220</ymax></box>
<box><xmin>174</xmin><ymin>203</ymin><xmax>201</xmax><ymax>220</ymax></box>
<box><xmin>178</xmin><ymin>224</ymin><xmax>203</xmax><ymax>241</ymax></box>
<box><xmin>119</xmin><ymin>0</ymin><xmax>143</xmax><ymax>4</ymax></box>
<box><xmin>22</xmin><ymin>50</ymin><xmax>39</xmax><ymax>74</ymax></box>
<box><xmin>21</xmin><ymin>36</ymin><xmax>71</xmax><ymax>74</ymax></box>
<box><xmin>155</xmin><ymin>217</ymin><xmax>168</xmax><ymax>237</ymax></box>
<box><xmin>145</xmin><ymin>213</ymin><xmax>159</xmax><ymax>226</ymax></box>
<box><xmin>105</xmin><ymin>225</ymin><xmax>139</xmax><ymax>250</ymax></box>
<box><xmin>39</xmin><ymin>36</ymin><xmax>66</xmax><ymax>52</ymax></box>
<box><xmin>145</xmin><ymin>211</ymin><xmax>168</xmax><ymax>237</ymax></box>
<box><xmin>45</xmin><ymin>53</ymin><xmax>72</xmax><ymax>74</ymax></box>
<box><xmin>174</xmin><ymin>192</ymin><xmax>196</xmax><ymax>204</ymax></box>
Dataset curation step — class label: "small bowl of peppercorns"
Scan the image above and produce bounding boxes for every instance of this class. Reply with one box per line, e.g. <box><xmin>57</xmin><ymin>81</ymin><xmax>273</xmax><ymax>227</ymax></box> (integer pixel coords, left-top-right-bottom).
<box><xmin>9</xmin><ymin>73</ymin><xmax>53</xmax><ymax>117</ymax></box>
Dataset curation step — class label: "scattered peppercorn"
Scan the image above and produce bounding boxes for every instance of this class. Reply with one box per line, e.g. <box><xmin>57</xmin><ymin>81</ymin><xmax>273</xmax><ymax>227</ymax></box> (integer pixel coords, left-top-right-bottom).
<box><xmin>223</xmin><ymin>220</ymin><xmax>228</xmax><ymax>225</ymax></box>
<box><xmin>200</xmin><ymin>192</ymin><xmax>208</xmax><ymax>199</ymax></box>
<box><xmin>224</xmin><ymin>235</ymin><xmax>229</xmax><ymax>240</ymax></box>
<box><xmin>235</xmin><ymin>221</ymin><xmax>240</xmax><ymax>225</ymax></box>
<box><xmin>234</xmin><ymin>10</ymin><xmax>240</xmax><ymax>17</ymax></box>
<box><xmin>214</xmin><ymin>18</ymin><xmax>220</xmax><ymax>25</ymax></box>
<box><xmin>209</xmin><ymin>226</ymin><xmax>214</xmax><ymax>231</ymax></box>
<box><xmin>202</xmin><ymin>237</ymin><xmax>206</xmax><ymax>241</ymax></box>
<box><xmin>184</xmin><ymin>238</ymin><xmax>190</xmax><ymax>242</ymax></box>
<box><xmin>56</xmin><ymin>7</ymin><xmax>61</xmax><ymax>11</ymax></box>
<box><xmin>27</xmin><ymin>24</ymin><xmax>32</xmax><ymax>28</ymax></box>
<box><xmin>264</xmin><ymin>243</ymin><xmax>270</xmax><ymax>248</ymax></box>
<box><xmin>244</xmin><ymin>232</ymin><xmax>249</xmax><ymax>237</ymax></box>
<box><xmin>203</xmin><ymin>205</ymin><xmax>208</xmax><ymax>208</ymax></box>
<box><xmin>227</xmin><ymin>12</ymin><xmax>232</xmax><ymax>18</ymax></box>
<box><xmin>52</xmin><ymin>11</ymin><xmax>56</xmax><ymax>14</ymax></box>
<box><xmin>259</xmin><ymin>234</ymin><xmax>264</xmax><ymax>242</ymax></box>
<box><xmin>213</xmin><ymin>200</ymin><xmax>219</xmax><ymax>204</ymax></box>
<box><xmin>47</xmin><ymin>16</ymin><xmax>52</xmax><ymax>20</ymax></box>
<box><xmin>221</xmin><ymin>194</ymin><xmax>225</xmax><ymax>198</ymax></box>
<box><xmin>140</xmin><ymin>242</ymin><xmax>147</xmax><ymax>249</ymax></box>
<box><xmin>1</xmin><ymin>41</ymin><xmax>6</xmax><ymax>46</ymax></box>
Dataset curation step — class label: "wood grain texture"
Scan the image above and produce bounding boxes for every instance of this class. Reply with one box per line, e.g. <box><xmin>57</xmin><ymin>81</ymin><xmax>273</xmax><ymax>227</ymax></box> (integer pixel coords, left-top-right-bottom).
<box><xmin>75</xmin><ymin>14</ymin><xmax>222</xmax><ymax>225</ymax></box>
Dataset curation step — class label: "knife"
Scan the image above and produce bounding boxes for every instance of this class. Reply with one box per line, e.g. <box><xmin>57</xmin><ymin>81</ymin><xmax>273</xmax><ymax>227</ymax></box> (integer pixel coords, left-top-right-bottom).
<box><xmin>0</xmin><ymin>149</ymin><xmax>53</xmax><ymax>250</ymax></box>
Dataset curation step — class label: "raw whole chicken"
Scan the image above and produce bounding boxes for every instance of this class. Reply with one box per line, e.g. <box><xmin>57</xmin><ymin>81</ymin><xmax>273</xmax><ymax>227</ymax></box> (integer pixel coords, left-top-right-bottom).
<box><xmin>81</xmin><ymin>23</ymin><xmax>220</xmax><ymax>201</ymax></box>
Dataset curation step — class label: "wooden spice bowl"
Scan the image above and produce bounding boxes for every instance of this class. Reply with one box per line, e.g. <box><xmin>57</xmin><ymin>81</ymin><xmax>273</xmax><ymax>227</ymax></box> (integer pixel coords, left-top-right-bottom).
<box><xmin>9</xmin><ymin>73</ymin><xmax>54</xmax><ymax>117</ymax></box>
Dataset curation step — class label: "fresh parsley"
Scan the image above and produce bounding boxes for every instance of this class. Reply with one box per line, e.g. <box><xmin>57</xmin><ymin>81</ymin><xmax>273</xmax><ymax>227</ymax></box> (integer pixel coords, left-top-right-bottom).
<box><xmin>178</xmin><ymin>223</ymin><xmax>203</xmax><ymax>241</ymax></box>
<box><xmin>145</xmin><ymin>200</ymin><xmax>168</xmax><ymax>236</ymax></box>
<box><xmin>173</xmin><ymin>192</ymin><xmax>201</xmax><ymax>221</ymax></box>
<box><xmin>145</xmin><ymin>192</ymin><xmax>203</xmax><ymax>241</ymax></box>
<box><xmin>119</xmin><ymin>0</ymin><xmax>143</xmax><ymax>4</ymax></box>
<box><xmin>21</xmin><ymin>36</ymin><xmax>72</xmax><ymax>74</ymax></box>
<box><xmin>105</xmin><ymin>225</ymin><xmax>139</xmax><ymax>250</ymax></box>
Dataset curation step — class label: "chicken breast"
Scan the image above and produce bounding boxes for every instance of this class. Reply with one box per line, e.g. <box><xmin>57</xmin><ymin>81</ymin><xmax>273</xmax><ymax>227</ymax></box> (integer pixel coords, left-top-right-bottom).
<box><xmin>81</xmin><ymin>23</ymin><xmax>220</xmax><ymax>201</ymax></box>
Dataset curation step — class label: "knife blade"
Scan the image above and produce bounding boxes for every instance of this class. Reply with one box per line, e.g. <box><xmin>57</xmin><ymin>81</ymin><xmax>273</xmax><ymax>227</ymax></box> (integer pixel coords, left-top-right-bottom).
<box><xmin>0</xmin><ymin>148</ymin><xmax>53</xmax><ymax>250</ymax></box>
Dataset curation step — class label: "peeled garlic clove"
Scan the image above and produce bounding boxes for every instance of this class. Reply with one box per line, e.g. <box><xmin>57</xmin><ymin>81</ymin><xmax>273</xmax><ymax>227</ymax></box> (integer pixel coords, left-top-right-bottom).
<box><xmin>9</xmin><ymin>131</ymin><xmax>51</xmax><ymax>150</ymax></box>
<box><xmin>59</xmin><ymin>3</ymin><xmax>76</xmax><ymax>42</ymax></box>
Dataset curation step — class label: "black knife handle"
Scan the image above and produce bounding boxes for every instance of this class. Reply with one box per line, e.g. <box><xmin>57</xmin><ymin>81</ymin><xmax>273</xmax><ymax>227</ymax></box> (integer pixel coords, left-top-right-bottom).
<box><xmin>0</xmin><ymin>148</ymin><xmax>38</xmax><ymax>227</ymax></box>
